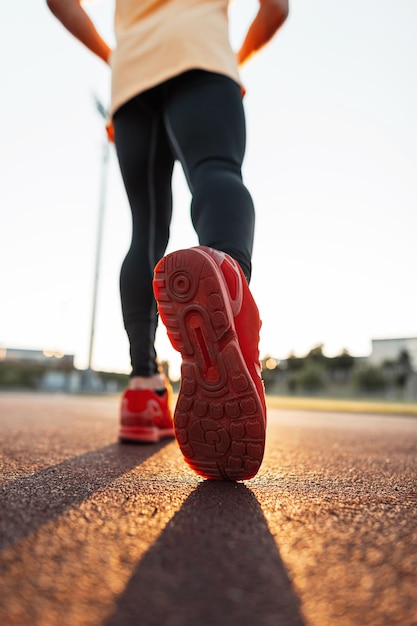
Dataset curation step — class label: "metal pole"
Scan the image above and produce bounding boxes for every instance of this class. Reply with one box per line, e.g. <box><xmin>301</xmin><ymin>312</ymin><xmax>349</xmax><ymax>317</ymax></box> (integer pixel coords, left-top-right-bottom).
<box><xmin>87</xmin><ymin>137</ymin><xmax>109</xmax><ymax>375</ymax></box>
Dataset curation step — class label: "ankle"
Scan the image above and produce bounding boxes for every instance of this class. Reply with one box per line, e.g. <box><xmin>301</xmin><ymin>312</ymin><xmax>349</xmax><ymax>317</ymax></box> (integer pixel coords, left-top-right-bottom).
<box><xmin>129</xmin><ymin>373</ymin><xmax>166</xmax><ymax>391</ymax></box>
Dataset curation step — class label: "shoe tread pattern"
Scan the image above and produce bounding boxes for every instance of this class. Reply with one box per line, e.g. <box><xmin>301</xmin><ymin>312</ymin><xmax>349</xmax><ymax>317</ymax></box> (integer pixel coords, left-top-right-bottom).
<box><xmin>154</xmin><ymin>249</ymin><xmax>265</xmax><ymax>480</ymax></box>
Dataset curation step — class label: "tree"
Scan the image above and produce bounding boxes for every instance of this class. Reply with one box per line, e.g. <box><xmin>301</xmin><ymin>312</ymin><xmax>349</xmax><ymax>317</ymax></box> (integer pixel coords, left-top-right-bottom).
<box><xmin>286</xmin><ymin>352</ymin><xmax>305</xmax><ymax>371</ymax></box>
<box><xmin>288</xmin><ymin>363</ymin><xmax>326</xmax><ymax>394</ymax></box>
<box><xmin>327</xmin><ymin>348</ymin><xmax>355</xmax><ymax>382</ymax></box>
<box><xmin>306</xmin><ymin>343</ymin><xmax>326</xmax><ymax>364</ymax></box>
<box><xmin>353</xmin><ymin>364</ymin><xmax>387</xmax><ymax>393</ymax></box>
<box><xmin>331</xmin><ymin>348</ymin><xmax>355</xmax><ymax>370</ymax></box>
<box><xmin>395</xmin><ymin>350</ymin><xmax>412</xmax><ymax>389</ymax></box>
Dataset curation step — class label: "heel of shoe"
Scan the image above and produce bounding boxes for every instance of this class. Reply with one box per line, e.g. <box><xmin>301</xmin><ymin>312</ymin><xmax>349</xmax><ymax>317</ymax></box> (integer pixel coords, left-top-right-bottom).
<box><xmin>119</xmin><ymin>388</ymin><xmax>174</xmax><ymax>443</ymax></box>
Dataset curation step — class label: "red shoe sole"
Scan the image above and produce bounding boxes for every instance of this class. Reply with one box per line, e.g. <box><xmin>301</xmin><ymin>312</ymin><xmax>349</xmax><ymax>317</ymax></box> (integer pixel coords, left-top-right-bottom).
<box><xmin>119</xmin><ymin>425</ymin><xmax>175</xmax><ymax>443</ymax></box>
<box><xmin>154</xmin><ymin>248</ymin><xmax>265</xmax><ymax>480</ymax></box>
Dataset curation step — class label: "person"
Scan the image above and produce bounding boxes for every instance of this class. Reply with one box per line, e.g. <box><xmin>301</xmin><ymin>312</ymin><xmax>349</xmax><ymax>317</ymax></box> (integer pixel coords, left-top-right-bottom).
<box><xmin>46</xmin><ymin>0</ymin><xmax>289</xmax><ymax>481</ymax></box>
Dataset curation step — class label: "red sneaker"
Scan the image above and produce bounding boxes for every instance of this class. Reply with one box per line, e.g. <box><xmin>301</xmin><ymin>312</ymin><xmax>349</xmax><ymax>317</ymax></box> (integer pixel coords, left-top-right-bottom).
<box><xmin>153</xmin><ymin>246</ymin><xmax>266</xmax><ymax>480</ymax></box>
<box><xmin>119</xmin><ymin>384</ymin><xmax>175</xmax><ymax>443</ymax></box>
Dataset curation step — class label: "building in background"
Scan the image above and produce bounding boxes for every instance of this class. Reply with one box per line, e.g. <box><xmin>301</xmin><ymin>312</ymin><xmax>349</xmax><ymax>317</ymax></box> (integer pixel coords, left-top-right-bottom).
<box><xmin>0</xmin><ymin>347</ymin><xmax>75</xmax><ymax>368</ymax></box>
<box><xmin>369</xmin><ymin>338</ymin><xmax>417</xmax><ymax>371</ymax></box>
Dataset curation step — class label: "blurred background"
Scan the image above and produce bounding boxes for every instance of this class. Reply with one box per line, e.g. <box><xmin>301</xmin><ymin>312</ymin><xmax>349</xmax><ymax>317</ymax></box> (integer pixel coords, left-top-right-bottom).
<box><xmin>1</xmin><ymin>0</ymin><xmax>416</xmax><ymax>394</ymax></box>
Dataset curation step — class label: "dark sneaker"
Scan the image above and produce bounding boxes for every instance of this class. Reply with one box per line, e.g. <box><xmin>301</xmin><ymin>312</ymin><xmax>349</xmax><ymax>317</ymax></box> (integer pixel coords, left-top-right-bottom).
<box><xmin>153</xmin><ymin>246</ymin><xmax>266</xmax><ymax>480</ymax></box>
<box><xmin>119</xmin><ymin>384</ymin><xmax>175</xmax><ymax>443</ymax></box>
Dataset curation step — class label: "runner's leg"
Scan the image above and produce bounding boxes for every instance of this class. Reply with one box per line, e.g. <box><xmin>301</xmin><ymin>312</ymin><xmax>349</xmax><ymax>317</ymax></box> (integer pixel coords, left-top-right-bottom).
<box><xmin>113</xmin><ymin>89</ymin><xmax>175</xmax><ymax>376</ymax></box>
<box><xmin>163</xmin><ymin>70</ymin><xmax>255</xmax><ymax>281</ymax></box>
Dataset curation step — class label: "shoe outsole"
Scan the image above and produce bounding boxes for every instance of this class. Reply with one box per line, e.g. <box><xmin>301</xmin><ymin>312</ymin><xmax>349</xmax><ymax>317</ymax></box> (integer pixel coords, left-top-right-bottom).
<box><xmin>153</xmin><ymin>248</ymin><xmax>265</xmax><ymax>481</ymax></box>
<box><xmin>118</xmin><ymin>426</ymin><xmax>175</xmax><ymax>444</ymax></box>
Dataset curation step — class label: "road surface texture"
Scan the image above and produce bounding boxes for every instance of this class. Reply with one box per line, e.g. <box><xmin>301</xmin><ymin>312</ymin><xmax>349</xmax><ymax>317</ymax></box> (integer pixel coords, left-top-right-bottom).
<box><xmin>1</xmin><ymin>392</ymin><xmax>416</xmax><ymax>626</ymax></box>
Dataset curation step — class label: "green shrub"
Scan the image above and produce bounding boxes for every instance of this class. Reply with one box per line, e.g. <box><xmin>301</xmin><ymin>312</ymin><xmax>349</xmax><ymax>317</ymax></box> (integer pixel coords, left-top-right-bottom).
<box><xmin>287</xmin><ymin>363</ymin><xmax>326</xmax><ymax>394</ymax></box>
<box><xmin>0</xmin><ymin>362</ymin><xmax>44</xmax><ymax>389</ymax></box>
<box><xmin>353</xmin><ymin>364</ymin><xmax>387</xmax><ymax>393</ymax></box>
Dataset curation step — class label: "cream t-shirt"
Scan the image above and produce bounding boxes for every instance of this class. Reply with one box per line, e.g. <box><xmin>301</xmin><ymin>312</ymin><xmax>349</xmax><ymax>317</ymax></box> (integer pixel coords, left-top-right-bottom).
<box><xmin>110</xmin><ymin>0</ymin><xmax>241</xmax><ymax>116</ymax></box>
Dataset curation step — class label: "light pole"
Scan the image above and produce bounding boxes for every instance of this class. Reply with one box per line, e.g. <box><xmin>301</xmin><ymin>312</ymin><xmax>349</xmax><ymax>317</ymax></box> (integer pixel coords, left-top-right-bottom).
<box><xmin>85</xmin><ymin>96</ymin><xmax>110</xmax><ymax>387</ymax></box>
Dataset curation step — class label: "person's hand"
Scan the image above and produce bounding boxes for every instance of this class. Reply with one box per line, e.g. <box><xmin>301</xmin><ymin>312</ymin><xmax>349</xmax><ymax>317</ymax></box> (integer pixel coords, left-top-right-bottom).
<box><xmin>106</xmin><ymin>121</ymin><xmax>115</xmax><ymax>143</ymax></box>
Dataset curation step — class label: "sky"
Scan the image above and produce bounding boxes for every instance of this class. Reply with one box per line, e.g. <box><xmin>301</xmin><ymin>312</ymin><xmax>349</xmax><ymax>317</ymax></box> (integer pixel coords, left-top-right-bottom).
<box><xmin>1</xmin><ymin>0</ymin><xmax>417</xmax><ymax>378</ymax></box>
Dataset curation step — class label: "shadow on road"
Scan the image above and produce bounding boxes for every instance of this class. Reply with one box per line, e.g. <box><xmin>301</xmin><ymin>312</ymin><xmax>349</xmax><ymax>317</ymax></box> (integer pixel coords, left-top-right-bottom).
<box><xmin>0</xmin><ymin>441</ymin><xmax>171</xmax><ymax>550</ymax></box>
<box><xmin>104</xmin><ymin>481</ymin><xmax>306</xmax><ymax>626</ymax></box>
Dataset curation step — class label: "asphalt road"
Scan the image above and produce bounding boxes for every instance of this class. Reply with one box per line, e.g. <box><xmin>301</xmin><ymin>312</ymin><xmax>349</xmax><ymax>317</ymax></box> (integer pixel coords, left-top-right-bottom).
<box><xmin>1</xmin><ymin>392</ymin><xmax>416</xmax><ymax>626</ymax></box>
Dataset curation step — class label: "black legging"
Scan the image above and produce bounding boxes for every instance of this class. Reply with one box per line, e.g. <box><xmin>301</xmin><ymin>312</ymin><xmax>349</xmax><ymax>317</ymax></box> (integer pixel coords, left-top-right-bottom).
<box><xmin>113</xmin><ymin>70</ymin><xmax>255</xmax><ymax>376</ymax></box>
